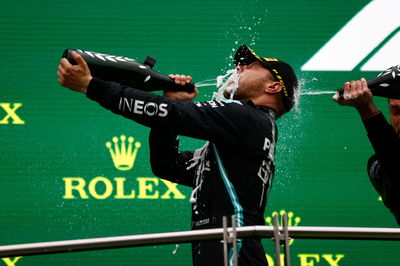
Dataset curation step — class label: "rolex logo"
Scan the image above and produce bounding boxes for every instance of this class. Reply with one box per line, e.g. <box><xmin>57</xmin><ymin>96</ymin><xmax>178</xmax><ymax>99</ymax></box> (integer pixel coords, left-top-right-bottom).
<box><xmin>106</xmin><ymin>135</ymin><xmax>141</xmax><ymax>171</ymax></box>
<box><xmin>265</xmin><ymin>210</ymin><xmax>301</xmax><ymax>245</ymax></box>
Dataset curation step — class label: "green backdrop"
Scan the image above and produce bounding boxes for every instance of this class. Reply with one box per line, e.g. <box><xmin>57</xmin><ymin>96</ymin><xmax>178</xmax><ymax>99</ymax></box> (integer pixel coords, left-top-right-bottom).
<box><xmin>1</xmin><ymin>0</ymin><xmax>399</xmax><ymax>265</ymax></box>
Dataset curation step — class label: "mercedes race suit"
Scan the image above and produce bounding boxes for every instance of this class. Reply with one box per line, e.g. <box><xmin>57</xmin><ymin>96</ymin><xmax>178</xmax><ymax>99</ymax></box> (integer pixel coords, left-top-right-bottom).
<box><xmin>86</xmin><ymin>77</ymin><xmax>277</xmax><ymax>265</ymax></box>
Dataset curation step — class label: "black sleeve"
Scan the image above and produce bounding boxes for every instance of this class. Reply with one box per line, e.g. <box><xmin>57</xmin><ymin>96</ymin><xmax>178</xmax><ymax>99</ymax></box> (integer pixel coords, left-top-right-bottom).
<box><xmin>86</xmin><ymin>77</ymin><xmax>248</xmax><ymax>144</ymax></box>
<box><xmin>149</xmin><ymin>127</ymin><xmax>195</xmax><ymax>187</ymax></box>
<box><xmin>364</xmin><ymin>112</ymin><xmax>400</xmax><ymax>225</ymax></box>
<box><xmin>363</xmin><ymin>112</ymin><xmax>400</xmax><ymax>173</ymax></box>
<box><xmin>368</xmin><ymin>155</ymin><xmax>400</xmax><ymax>225</ymax></box>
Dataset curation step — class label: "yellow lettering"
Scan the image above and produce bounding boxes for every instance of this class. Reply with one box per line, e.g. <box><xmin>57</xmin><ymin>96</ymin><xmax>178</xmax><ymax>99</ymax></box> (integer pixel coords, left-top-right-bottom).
<box><xmin>298</xmin><ymin>254</ymin><xmax>320</xmax><ymax>266</ymax></box>
<box><xmin>63</xmin><ymin>176</ymin><xmax>189</xmax><ymax>200</ymax></box>
<box><xmin>2</xmin><ymin>257</ymin><xmax>22</xmax><ymax>266</ymax></box>
<box><xmin>160</xmin><ymin>179</ymin><xmax>185</xmax><ymax>199</ymax></box>
<box><xmin>265</xmin><ymin>254</ymin><xmax>274</xmax><ymax>265</ymax></box>
<box><xmin>265</xmin><ymin>253</ymin><xmax>344</xmax><ymax>266</ymax></box>
<box><xmin>88</xmin><ymin>177</ymin><xmax>113</xmax><ymax>199</ymax></box>
<box><xmin>0</xmin><ymin>103</ymin><xmax>25</xmax><ymax>124</ymax></box>
<box><xmin>265</xmin><ymin>253</ymin><xmax>285</xmax><ymax>265</ymax></box>
<box><xmin>114</xmin><ymin>177</ymin><xmax>135</xmax><ymax>199</ymax></box>
<box><xmin>137</xmin><ymin>177</ymin><xmax>159</xmax><ymax>199</ymax></box>
<box><xmin>63</xmin><ymin>177</ymin><xmax>88</xmax><ymax>199</ymax></box>
<box><xmin>322</xmin><ymin>254</ymin><xmax>345</xmax><ymax>266</ymax></box>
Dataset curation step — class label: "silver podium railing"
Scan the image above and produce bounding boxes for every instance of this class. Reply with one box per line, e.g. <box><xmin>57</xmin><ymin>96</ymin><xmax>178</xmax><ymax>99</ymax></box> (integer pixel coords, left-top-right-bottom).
<box><xmin>1</xmin><ymin>214</ymin><xmax>400</xmax><ymax>265</ymax></box>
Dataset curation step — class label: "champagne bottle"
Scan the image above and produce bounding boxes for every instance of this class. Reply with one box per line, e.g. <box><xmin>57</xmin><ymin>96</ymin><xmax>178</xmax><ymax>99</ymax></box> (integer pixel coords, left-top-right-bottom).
<box><xmin>62</xmin><ymin>49</ymin><xmax>195</xmax><ymax>92</ymax></box>
<box><xmin>338</xmin><ymin>65</ymin><xmax>400</xmax><ymax>99</ymax></box>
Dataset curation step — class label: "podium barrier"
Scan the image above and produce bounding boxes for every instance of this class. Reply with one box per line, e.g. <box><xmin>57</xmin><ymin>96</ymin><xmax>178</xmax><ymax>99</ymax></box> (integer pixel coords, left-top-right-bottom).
<box><xmin>1</xmin><ymin>214</ymin><xmax>400</xmax><ymax>265</ymax></box>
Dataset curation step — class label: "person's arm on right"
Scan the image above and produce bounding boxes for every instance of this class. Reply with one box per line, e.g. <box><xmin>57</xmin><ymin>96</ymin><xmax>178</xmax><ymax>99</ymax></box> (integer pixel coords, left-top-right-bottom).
<box><xmin>334</xmin><ymin>78</ymin><xmax>400</xmax><ymax>225</ymax></box>
<box><xmin>333</xmin><ymin>78</ymin><xmax>379</xmax><ymax>119</ymax></box>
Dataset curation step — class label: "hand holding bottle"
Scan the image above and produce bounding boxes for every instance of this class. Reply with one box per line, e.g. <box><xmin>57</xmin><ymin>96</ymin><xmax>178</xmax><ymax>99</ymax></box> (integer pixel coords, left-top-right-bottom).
<box><xmin>336</xmin><ymin>65</ymin><xmax>400</xmax><ymax>100</ymax></box>
<box><xmin>333</xmin><ymin>78</ymin><xmax>379</xmax><ymax>119</ymax></box>
<box><xmin>164</xmin><ymin>74</ymin><xmax>199</xmax><ymax>101</ymax></box>
<box><xmin>57</xmin><ymin>51</ymin><xmax>92</xmax><ymax>94</ymax></box>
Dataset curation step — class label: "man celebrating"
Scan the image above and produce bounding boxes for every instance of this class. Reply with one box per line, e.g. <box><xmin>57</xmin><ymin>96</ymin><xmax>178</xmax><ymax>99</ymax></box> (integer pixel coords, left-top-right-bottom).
<box><xmin>57</xmin><ymin>45</ymin><xmax>298</xmax><ymax>265</ymax></box>
<box><xmin>334</xmin><ymin>78</ymin><xmax>400</xmax><ymax>225</ymax></box>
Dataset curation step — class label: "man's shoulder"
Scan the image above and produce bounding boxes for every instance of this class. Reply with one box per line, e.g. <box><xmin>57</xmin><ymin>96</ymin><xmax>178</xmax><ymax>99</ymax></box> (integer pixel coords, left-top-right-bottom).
<box><xmin>192</xmin><ymin>99</ymin><xmax>261</xmax><ymax>117</ymax></box>
<box><xmin>367</xmin><ymin>154</ymin><xmax>379</xmax><ymax>175</ymax></box>
<box><xmin>367</xmin><ymin>154</ymin><xmax>377</xmax><ymax>166</ymax></box>
<box><xmin>192</xmin><ymin>99</ymin><xmax>244</xmax><ymax>108</ymax></box>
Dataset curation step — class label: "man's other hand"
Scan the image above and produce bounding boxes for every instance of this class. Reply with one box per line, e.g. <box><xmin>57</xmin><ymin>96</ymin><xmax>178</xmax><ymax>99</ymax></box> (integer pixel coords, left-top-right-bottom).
<box><xmin>164</xmin><ymin>74</ymin><xmax>199</xmax><ymax>101</ymax></box>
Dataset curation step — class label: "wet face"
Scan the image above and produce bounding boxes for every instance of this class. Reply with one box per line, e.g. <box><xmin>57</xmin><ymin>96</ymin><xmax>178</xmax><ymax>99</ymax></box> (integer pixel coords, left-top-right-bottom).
<box><xmin>389</xmin><ymin>99</ymin><xmax>400</xmax><ymax>136</ymax></box>
<box><xmin>228</xmin><ymin>61</ymin><xmax>273</xmax><ymax>100</ymax></box>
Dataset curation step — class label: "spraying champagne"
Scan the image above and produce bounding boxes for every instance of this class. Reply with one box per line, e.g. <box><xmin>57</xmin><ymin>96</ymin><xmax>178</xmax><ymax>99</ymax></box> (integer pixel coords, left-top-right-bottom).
<box><xmin>338</xmin><ymin>65</ymin><xmax>400</xmax><ymax>99</ymax></box>
<box><xmin>62</xmin><ymin>49</ymin><xmax>195</xmax><ymax>92</ymax></box>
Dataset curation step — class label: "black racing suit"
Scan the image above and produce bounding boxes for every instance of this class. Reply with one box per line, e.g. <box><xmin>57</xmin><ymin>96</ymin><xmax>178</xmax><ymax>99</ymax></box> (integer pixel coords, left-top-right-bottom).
<box><xmin>363</xmin><ymin>112</ymin><xmax>400</xmax><ymax>225</ymax></box>
<box><xmin>86</xmin><ymin>77</ymin><xmax>277</xmax><ymax>265</ymax></box>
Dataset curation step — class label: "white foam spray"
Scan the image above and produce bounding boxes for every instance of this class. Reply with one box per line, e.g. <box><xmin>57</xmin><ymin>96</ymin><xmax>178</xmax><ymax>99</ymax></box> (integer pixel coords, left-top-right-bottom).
<box><xmin>195</xmin><ymin>78</ymin><xmax>219</xmax><ymax>88</ymax></box>
<box><xmin>172</xmin><ymin>244</ymin><xmax>180</xmax><ymax>255</ymax></box>
<box><xmin>301</xmin><ymin>91</ymin><xmax>335</xmax><ymax>95</ymax></box>
<box><xmin>213</xmin><ymin>69</ymin><xmax>240</xmax><ymax>100</ymax></box>
<box><xmin>292</xmin><ymin>77</ymin><xmax>336</xmax><ymax>113</ymax></box>
<box><xmin>195</xmin><ymin>69</ymin><xmax>240</xmax><ymax>100</ymax></box>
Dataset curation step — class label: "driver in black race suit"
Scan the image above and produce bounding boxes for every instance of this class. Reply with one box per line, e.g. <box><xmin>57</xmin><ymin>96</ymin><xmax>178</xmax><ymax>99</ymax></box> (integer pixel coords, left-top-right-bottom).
<box><xmin>57</xmin><ymin>45</ymin><xmax>298</xmax><ymax>266</ymax></box>
<box><xmin>334</xmin><ymin>79</ymin><xmax>400</xmax><ymax>225</ymax></box>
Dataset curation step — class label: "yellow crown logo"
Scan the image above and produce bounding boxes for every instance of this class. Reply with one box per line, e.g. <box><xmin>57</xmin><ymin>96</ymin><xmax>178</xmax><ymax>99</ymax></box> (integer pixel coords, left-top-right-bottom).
<box><xmin>106</xmin><ymin>135</ymin><xmax>141</xmax><ymax>171</ymax></box>
<box><xmin>265</xmin><ymin>210</ymin><xmax>301</xmax><ymax>245</ymax></box>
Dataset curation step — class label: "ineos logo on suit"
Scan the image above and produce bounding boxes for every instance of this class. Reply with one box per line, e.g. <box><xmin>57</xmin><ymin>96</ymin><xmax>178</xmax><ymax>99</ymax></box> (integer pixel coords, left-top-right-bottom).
<box><xmin>118</xmin><ymin>97</ymin><xmax>168</xmax><ymax>117</ymax></box>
